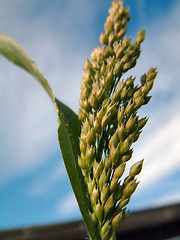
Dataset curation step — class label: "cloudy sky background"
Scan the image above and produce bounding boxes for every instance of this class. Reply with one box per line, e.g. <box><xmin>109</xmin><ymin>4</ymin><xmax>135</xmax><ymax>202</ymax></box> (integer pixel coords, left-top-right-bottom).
<box><xmin>0</xmin><ymin>0</ymin><xmax>180</xmax><ymax>230</ymax></box>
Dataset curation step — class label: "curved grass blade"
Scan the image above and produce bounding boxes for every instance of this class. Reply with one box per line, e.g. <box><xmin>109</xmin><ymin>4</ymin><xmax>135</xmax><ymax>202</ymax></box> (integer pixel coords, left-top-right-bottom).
<box><xmin>0</xmin><ymin>32</ymin><xmax>97</xmax><ymax>239</ymax></box>
<box><xmin>0</xmin><ymin>32</ymin><xmax>54</xmax><ymax>104</ymax></box>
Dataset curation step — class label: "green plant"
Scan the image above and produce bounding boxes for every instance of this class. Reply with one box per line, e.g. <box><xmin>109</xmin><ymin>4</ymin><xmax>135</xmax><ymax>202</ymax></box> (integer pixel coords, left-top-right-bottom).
<box><xmin>0</xmin><ymin>1</ymin><xmax>157</xmax><ymax>239</ymax></box>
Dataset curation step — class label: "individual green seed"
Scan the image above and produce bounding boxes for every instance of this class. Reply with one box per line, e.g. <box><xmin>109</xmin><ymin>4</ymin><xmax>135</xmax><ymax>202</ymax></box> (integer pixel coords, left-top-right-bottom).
<box><xmin>97</xmin><ymin>53</ymin><xmax>103</xmax><ymax>65</ymax></box>
<box><xmin>79</xmin><ymin>99</ymin><xmax>90</xmax><ymax>111</ymax></box>
<box><xmin>78</xmin><ymin>156</ymin><xmax>86</xmax><ymax>169</ymax></box>
<box><xmin>99</xmin><ymin>32</ymin><xmax>108</xmax><ymax>45</ymax></box>
<box><xmin>105</xmin><ymin>22</ymin><xmax>113</xmax><ymax>35</ymax></box>
<box><xmin>104</xmin><ymin>194</ymin><xmax>114</xmax><ymax>215</ymax></box>
<box><xmin>93</xmin><ymin>118</ymin><xmax>101</xmax><ymax>135</ymax></box>
<box><xmin>121</xmin><ymin>86</ymin><xmax>129</xmax><ymax>100</ymax></box>
<box><xmin>107</xmin><ymin>56</ymin><xmax>115</xmax><ymax>69</ymax></box>
<box><xmin>82</xmin><ymin>119</ymin><xmax>90</xmax><ymax>134</ymax></box>
<box><xmin>78</xmin><ymin>108</ymin><xmax>85</xmax><ymax>121</ymax></box>
<box><xmin>112</xmin><ymin>211</ymin><xmax>123</xmax><ymax>231</ymax></box>
<box><xmin>117</xmin><ymin>196</ymin><xmax>130</xmax><ymax>210</ymax></box>
<box><xmin>80</xmin><ymin>86</ymin><xmax>90</xmax><ymax>99</ymax></box>
<box><xmin>136</xmin><ymin>30</ymin><xmax>145</xmax><ymax>43</ymax></box>
<box><xmin>125</xmin><ymin>99</ymin><xmax>134</xmax><ymax>117</ymax></box>
<box><xmin>94</xmin><ymin>202</ymin><xmax>103</xmax><ymax>222</ymax></box>
<box><xmin>109</xmin><ymin>131</ymin><xmax>119</xmax><ymax>148</ymax></box>
<box><xmin>91</xmin><ymin>186</ymin><xmax>99</xmax><ymax>206</ymax></box>
<box><xmin>129</xmin><ymin>160</ymin><xmax>144</xmax><ymax>177</ymax></box>
<box><xmin>125</xmin><ymin>114</ymin><xmax>136</xmax><ymax>132</ymax></box>
<box><xmin>88</xmin><ymin>113</ymin><xmax>95</xmax><ymax>127</ymax></box>
<box><xmin>121</xmin><ymin>53</ymin><xmax>129</xmax><ymax>64</ymax></box>
<box><xmin>147</xmin><ymin>79</ymin><xmax>154</xmax><ymax>91</ymax></box>
<box><xmin>128</xmin><ymin>132</ymin><xmax>140</xmax><ymax>143</ymax></box>
<box><xmin>99</xmin><ymin>168</ymin><xmax>108</xmax><ymax>188</ymax></box>
<box><xmin>123</xmin><ymin>175</ymin><xmax>134</xmax><ymax>186</ymax></box>
<box><xmin>86</xmin><ymin>145</ymin><xmax>95</xmax><ymax>165</ymax></box>
<box><xmin>133</xmin><ymin>88</ymin><xmax>142</xmax><ymax>99</ymax></box>
<box><xmin>94</xmin><ymin>71</ymin><xmax>101</xmax><ymax>82</ymax></box>
<box><xmin>119</xmin><ymin>138</ymin><xmax>131</xmax><ymax>155</ymax></box>
<box><xmin>117</xmin><ymin>123</ymin><xmax>125</xmax><ymax>141</ymax></box>
<box><xmin>118</xmin><ymin>79</ymin><xmax>125</xmax><ymax>91</ymax></box>
<box><xmin>109</xmin><ymin>32</ymin><xmax>116</xmax><ymax>46</ymax></box>
<box><xmin>134</xmin><ymin>95</ymin><xmax>144</xmax><ymax>109</ymax></box>
<box><xmin>148</xmin><ymin>67</ymin><xmax>157</xmax><ymax>74</ymax></box>
<box><xmin>86</xmin><ymin>129</ymin><xmax>96</xmax><ymax>145</ymax></box>
<box><xmin>126</xmin><ymin>77</ymin><xmax>135</xmax><ymax>88</ymax></box>
<box><xmin>83</xmin><ymin>70</ymin><xmax>93</xmax><ymax>84</ymax></box>
<box><xmin>141</xmin><ymin>83</ymin><xmax>149</xmax><ymax>95</ymax></box>
<box><xmin>84</xmin><ymin>58</ymin><xmax>92</xmax><ymax>70</ymax></box>
<box><xmin>117</xmin><ymin>106</ymin><xmax>124</xmax><ymax>123</ymax></box>
<box><xmin>88</xmin><ymin>93</ymin><xmax>99</xmax><ymax>110</ymax></box>
<box><xmin>106</xmin><ymin>68</ymin><xmax>114</xmax><ymax>83</ymax></box>
<box><xmin>100</xmin><ymin>62</ymin><xmax>107</xmax><ymax>75</ymax></box>
<box><xmin>137</xmin><ymin>117</ymin><xmax>149</xmax><ymax>131</ymax></box>
<box><xmin>80</xmin><ymin>139</ymin><xmax>86</xmax><ymax>154</ymax></box>
<box><xmin>110</xmin><ymin>145</ymin><xmax>120</xmax><ymax>163</ymax></box>
<box><xmin>147</xmin><ymin>68</ymin><xmax>157</xmax><ymax>81</ymax></box>
<box><xmin>101</xmin><ymin>185</ymin><xmax>110</xmax><ymax>204</ymax></box>
<box><xmin>123</xmin><ymin>180</ymin><xmax>139</xmax><ymax>198</ymax></box>
<box><xmin>114</xmin><ymin>61</ymin><xmax>123</xmax><ymax>76</ymax></box>
<box><xmin>123</xmin><ymin>60</ymin><xmax>136</xmax><ymax>72</ymax></box>
<box><xmin>116</xmin><ymin>47</ymin><xmax>124</xmax><ymax>59</ymax></box>
<box><xmin>121</xmin><ymin>149</ymin><xmax>133</xmax><ymax>163</ymax></box>
<box><xmin>97</xmin><ymin>107</ymin><xmax>104</xmax><ymax>121</ymax></box>
<box><xmin>101</xmin><ymin>114</ymin><xmax>111</xmax><ymax>129</ymax></box>
<box><xmin>114</xmin><ymin>21</ymin><xmax>121</xmax><ymax>33</ymax></box>
<box><xmin>112</xmin><ymin>88</ymin><xmax>120</xmax><ymax>102</ymax></box>
<box><xmin>89</xmin><ymin>211</ymin><xmax>97</xmax><ymax>229</ymax></box>
<box><xmin>113</xmin><ymin>163</ymin><xmax>125</xmax><ymax>178</ymax></box>
<box><xmin>104</xmin><ymin>156</ymin><xmax>112</xmax><ymax>170</ymax></box>
<box><xmin>87</xmin><ymin>177</ymin><xmax>95</xmax><ymax>195</ymax></box>
<box><xmin>117</xmin><ymin>28</ymin><xmax>126</xmax><ymax>38</ymax></box>
<box><xmin>93</xmin><ymin>159</ymin><xmax>104</xmax><ymax>180</ymax></box>
<box><xmin>105</xmin><ymin>101</ymin><xmax>117</xmax><ymax>118</ymax></box>
<box><xmin>122</xmin><ymin>36</ymin><xmax>131</xmax><ymax>48</ymax></box>
<box><xmin>109</xmin><ymin>176</ymin><xmax>119</xmax><ymax>193</ymax></box>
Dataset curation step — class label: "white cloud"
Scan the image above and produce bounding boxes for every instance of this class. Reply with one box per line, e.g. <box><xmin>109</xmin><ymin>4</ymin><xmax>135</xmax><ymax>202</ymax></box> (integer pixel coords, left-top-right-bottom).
<box><xmin>56</xmin><ymin>192</ymin><xmax>79</xmax><ymax>216</ymax></box>
<box><xmin>134</xmin><ymin>114</ymin><xmax>180</xmax><ymax>189</ymax></box>
<box><xmin>122</xmin><ymin>1</ymin><xmax>180</xmax><ymax>202</ymax></box>
<box><xmin>0</xmin><ymin>71</ymin><xmax>58</xmax><ymax>185</ymax></box>
<box><xmin>154</xmin><ymin>192</ymin><xmax>180</xmax><ymax>207</ymax></box>
<box><xmin>0</xmin><ymin>0</ymin><xmax>102</xmax><ymax>185</ymax></box>
<box><xmin>0</xmin><ymin>0</ymin><xmax>180</xmax><ymax>211</ymax></box>
<box><xmin>28</xmin><ymin>160</ymin><xmax>66</xmax><ymax>196</ymax></box>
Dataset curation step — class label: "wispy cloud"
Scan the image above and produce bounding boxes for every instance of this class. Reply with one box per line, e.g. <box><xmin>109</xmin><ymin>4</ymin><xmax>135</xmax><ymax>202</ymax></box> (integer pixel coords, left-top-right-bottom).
<box><xmin>28</xmin><ymin>160</ymin><xmax>66</xmax><ymax>196</ymax></box>
<box><xmin>0</xmin><ymin>0</ymin><xmax>104</xmax><ymax>185</ymax></box>
<box><xmin>0</xmin><ymin>0</ymin><xmax>180</xmax><ymax>213</ymax></box>
<box><xmin>154</xmin><ymin>192</ymin><xmax>180</xmax><ymax>207</ymax></box>
<box><xmin>56</xmin><ymin>192</ymin><xmax>79</xmax><ymax>219</ymax></box>
<box><xmin>135</xmin><ymin>114</ymin><xmax>180</xmax><ymax>187</ymax></box>
<box><xmin>136</xmin><ymin>2</ymin><xmax>180</xmax><ymax>188</ymax></box>
<box><xmin>118</xmin><ymin>1</ymin><xmax>180</xmax><ymax>206</ymax></box>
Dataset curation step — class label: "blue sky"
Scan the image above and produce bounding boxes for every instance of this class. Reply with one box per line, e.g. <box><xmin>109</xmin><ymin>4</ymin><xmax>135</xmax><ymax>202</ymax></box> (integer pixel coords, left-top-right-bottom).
<box><xmin>0</xmin><ymin>0</ymin><xmax>180</xmax><ymax>230</ymax></box>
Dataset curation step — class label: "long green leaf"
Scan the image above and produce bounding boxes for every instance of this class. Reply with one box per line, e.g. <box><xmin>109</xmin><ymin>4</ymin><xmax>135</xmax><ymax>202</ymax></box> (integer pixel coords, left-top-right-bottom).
<box><xmin>56</xmin><ymin>99</ymin><xmax>97</xmax><ymax>239</ymax></box>
<box><xmin>0</xmin><ymin>33</ymin><xmax>97</xmax><ymax>239</ymax></box>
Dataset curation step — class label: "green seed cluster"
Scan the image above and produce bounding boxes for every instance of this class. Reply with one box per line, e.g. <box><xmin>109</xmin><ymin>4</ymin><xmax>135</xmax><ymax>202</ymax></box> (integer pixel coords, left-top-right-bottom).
<box><xmin>78</xmin><ymin>1</ymin><xmax>157</xmax><ymax>239</ymax></box>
